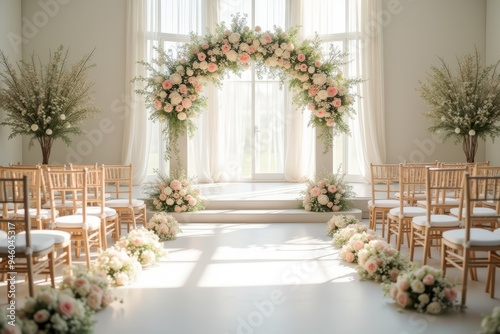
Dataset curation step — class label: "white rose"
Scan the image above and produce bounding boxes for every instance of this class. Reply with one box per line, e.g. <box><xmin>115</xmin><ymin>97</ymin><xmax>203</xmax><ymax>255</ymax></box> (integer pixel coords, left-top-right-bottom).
<box><xmin>417</xmin><ymin>293</ymin><xmax>429</xmax><ymax>305</ymax></box>
<box><xmin>159</xmin><ymin>91</ymin><xmax>167</xmax><ymax>99</ymax></box>
<box><xmin>166</xmin><ymin>198</ymin><xmax>174</xmax><ymax>205</ymax></box>
<box><xmin>410</xmin><ymin>279</ymin><xmax>425</xmax><ymax>294</ymax></box>
<box><xmin>312</xmin><ymin>73</ymin><xmax>327</xmax><ymax>86</ymax></box>
<box><xmin>169</xmin><ymin>92</ymin><xmax>182</xmax><ymax>105</ymax></box>
<box><xmin>199</xmin><ymin>61</ymin><xmax>208</xmax><ymax>70</ymax></box>
<box><xmin>163</xmin><ymin>187</ymin><xmax>172</xmax><ymax>195</ymax></box>
<box><xmin>468</xmin><ymin>129</ymin><xmax>476</xmax><ymax>136</ymax></box>
<box><xmin>308</xmin><ymin>66</ymin><xmax>315</xmax><ymax>74</ymax></box>
<box><xmin>228</xmin><ymin>32</ymin><xmax>240</xmax><ymax>43</ymax></box>
<box><xmin>186</xmin><ymin>69</ymin><xmax>194</xmax><ymax>76</ymax></box>
<box><xmin>317</xmin><ymin>90</ymin><xmax>328</xmax><ymax>100</ymax></box>
<box><xmin>170</xmin><ymin>73</ymin><xmax>182</xmax><ymax>84</ymax></box>
<box><xmin>60</xmin><ymin>114</ymin><xmax>66</xmax><ymax>120</ymax></box>
<box><xmin>426</xmin><ymin>301</ymin><xmax>442</xmax><ymax>314</ymax></box>
<box><xmin>226</xmin><ymin>50</ymin><xmax>238</xmax><ymax>62</ymax></box>
<box><xmin>454</xmin><ymin>128</ymin><xmax>461</xmax><ymax>134</ymax></box>
<box><xmin>46</xmin><ymin>129</ymin><xmax>53</xmax><ymax>135</ymax></box>
<box><xmin>317</xmin><ymin>194</ymin><xmax>329</xmax><ymax>205</ymax></box>
<box><xmin>177</xmin><ymin>112</ymin><xmax>187</xmax><ymax>120</ymax></box>
<box><xmin>31</xmin><ymin>124</ymin><xmax>39</xmax><ymax>131</ymax></box>
<box><xmin>239</xmin><ymin>43</ymin><xmax>249</xmax><ymax>51</ymax></box>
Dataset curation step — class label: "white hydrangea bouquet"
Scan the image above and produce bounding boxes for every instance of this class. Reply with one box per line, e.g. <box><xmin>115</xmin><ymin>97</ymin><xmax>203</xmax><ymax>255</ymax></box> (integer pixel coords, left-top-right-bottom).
<box><xmin>146</xmin><ymin>212</ymin><xmax>182</xmax><ymax>241</ymax></box>
<box><xmin>383</xmin><ymin>265</ymin><xmax>458</xmax><ymax>314</ymax></box>
<box><xmin>115</xmin><ymin>227</ymin><xmax>168</xmax><ymax>267</ymax></box>
<box><xmin>356</xmin><ymin>239</ymin><xmax>411</xmax><ymax>283</ymax></box>
<box><xmin>326</xmin><ymin>214</ymin><xmax>359</xmax><ymax>237</ymax></box>
<box><xmin>93</xmin><ymin>247</ymin><xmax>142</xmax><ymax>286</ymax></box>
<box><xmin>59</xmin><ymin>265</ymin><xmax>114</xmax><ymax>312</ymax></box>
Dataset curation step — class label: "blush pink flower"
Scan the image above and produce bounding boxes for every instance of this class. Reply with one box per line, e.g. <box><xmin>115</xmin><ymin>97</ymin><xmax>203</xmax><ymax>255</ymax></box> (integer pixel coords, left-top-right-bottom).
<box><xmin>33</xmin><ymin>309</ymin><xmax>50</xmax><ymax>323</ymax></box>
<box><xmin>201</xmin><ymin>43</ymin><xmax>209</xmax><ymax>50</ymax></box>
<box><xmin>297</xmin><ymin>53</ymin><xmax>306</xmax><ymax>62</ymax></box>
<box><xmin>221</xmin><ymin>44</ymin><xmax>230</xmax><ymax>53</ymax></box>
<box><xmin>248</xmin><ymin>45</ymin><xmax>256</xmax><ymax>54</ymax></box>
<box><xmin>396</xmin><ymin>291</ymin><xmax>412</xmax><ymax>308</ymax></box>
<box><xmin>182</xmin><ymin>98</ymin><xmax>192</xmax><ymax>109</ymax></box>
<box><xmin>444</xmin><ymin>288</ymin><xmax>457</xmax><ymax>301</ymax></box>
<box><xmin>154</xmin><ymin>100</ymin><xmax>162</xmax><ymax>110</ymax></box>
<box><xmin>175</xmin><ymin>104</ymin><xmax>184</xmax><ymax>112</ymax></box>
<box><xmin>170</xmin><ymin>179</ymin><xmax>182</xmax><ymax>190</ymax></box>
<box><xmin>178</xmin><ymin>84</ymin><xmax>188</xmax><ymax>95</ymax></box>
<box><xmin>309</xmin><ymin>187</ymin><xmax>321</xmax><ymax>197</ymax></box>
<box><xmin>195</xmin><ymin>84</ymin><xmax>203</xmax><ymax>92</ymax></box>
<box><xmin>174</xmin><ymin>205</ymin><xmax>182</xmax><ymax>213</ymax></box>
<box><xmin>188</xmin><ymin>76</ymin><xmax>197</xmax><ymax>84</ymax></box>
<box><xmin>239</xmin><ymin>52</ymin><xmax>251</xmax><ymax>63</ymax></box>
<box><xmin>332</xmin><ymin>205</ymin><xmax>340</xmax><ymax>211</ymax></box>
<box><xmin>300</xmin><ymin>63</ymin><xmax>308</xmax><ymax>72</ymax></box>
<box><xmin>314</xmin><ymin>59</ymin><xmax>321</xmax><ymax>67</ymax></box>
<box><xmin>58</xmin><ymin>296</ymin><xmax>76</xmax><ymax>317</ymax></box>
<box><xmin>327</xmin><ymin>86</ymin><xmax>338</xmax><ymax>97</ymax></box>
<box><xmin>328</xmin><ymin>185</ymin><xmax>337</xmax><ymax>193</ymax></box>
<box><xmin>159</xmin><ymin>193</ymin><xmax>167</xmax><ymax>201</ymax></box>
<box><xmin>314</xmin><ymin>109</ymin><xmax>326</xmax><ymax>118</ymax></box>
<box><xmin>332</xmin><ymin>98</ymin><xmax>342</xmax><ymax>108</ymax></box>
<box><xmin>353</xmin><ymin>240</ymin><xmax>365</xmax><ymax>251</ymax></box>
<box><xmin>162</xmin><ymin>80</ymin><xmax>173</xmax><ymax>90</ymax></box>
<box><xmin>422</xmin><ymin>274</ymin><xmax>435</xmax><ymax>286</ymax></box>
<box><xmin>344</xmin><ymin>252</ymin><xmax>355</xmax><ymax>263</ymax></box>
<box><xmin>207</xmin><ymin>63</ymin><xmax>218</xmax><ymax>72</ymax></box>
<box><xmin>364</xmin><ymin>259</ymin><xmax>379</xmax><ymax>275</ymax></box>
<box><xmin>197</xmin><ymin>52</ymin><xmax>206</xmax><ymax>61</ymax></box>
<box><xmin>308</xmin><ymin>86</ymin><xmax>319</xmax><ymax>96</ymax></box>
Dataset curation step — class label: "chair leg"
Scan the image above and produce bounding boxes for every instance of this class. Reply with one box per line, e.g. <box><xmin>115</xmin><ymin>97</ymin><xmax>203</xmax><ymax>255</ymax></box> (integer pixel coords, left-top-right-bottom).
<box><xmin>441</xmin><ymin>242</ymin><xmax>446</xmax><ymax>274</ymax></box>
<box><xmin>409</xmin><ymin>225</ymin><xmax>416</xmax><ymax>262</ymax></box>
<box><xmin>83</xmin><ymin>232</ymin><xmax>91</xmax><ymax>269</ymax></box>
<box><xmin>422</xmin><ymin>229</ymin><xmax>431</xmax><ymax>266</ymax></box>
<box><xmin>396</xmin><ymin>219</ymin><xmax>404</xmax><ymax>251</ymax></box>
<box><xmin>49</xmin><ymin>252</ymin><xmax>56</xmax><ymax>288</ymax></box>
<box><xmin>460</xmin><ymin>250</ymin><xmax>470</xmax><ymax>308</ymax></box>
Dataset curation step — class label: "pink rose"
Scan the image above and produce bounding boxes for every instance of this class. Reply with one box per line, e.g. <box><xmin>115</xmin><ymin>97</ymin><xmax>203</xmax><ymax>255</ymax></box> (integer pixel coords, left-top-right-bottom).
<box><xmin>201</xmin><ymin>43</ymin><xmax>209</xmax><ymax>50</ymax></box>
<box><xmin>327</xmin><ymin>120</ymin><xmax>335</xmax><ymax>127</ymax></box>
<box><xmin>207</xmin><ymin>63</ymin><xmax>218</xmax><ymax>72</ymax></box>
<box><xmin>396</xmin><ymin>291</ymin><xmax>412</xmax><ymax>308</ymax></box>
<box><xmin>221</xmin><ymin>44</ymin><xmax>230</xmax><ymax>53</ymax></box>
<box><xmin>87</xmin><ymin>292</ymin><xmax>103</xmax><ymax>311</ymax></box>
<box><xmin>327</xmin><ymin>86</ymin><xmax>338</xmax><ymax>97</ymax></box>
<box><xmin>197</xmin><ymin>52</ymin><xmax>206</xmax><ymax>61</ymax></box>
<box><xmin>444</xmin><ymin>288</ymin><xmax>457</xmax><ymax>301</ymax></box>
<box><xmin>300</xmin><ymin>63</ymin><xmax>308</xmax><ymax>72</ymax></box>
<box><xmin>182</xmin><ymin>98</ymin><xmax>192</xmax><ymax>109</ymax></box>
<box><xmin>178</xmin><ymin>84</ymin><xmax>188</xmax><ymax>95</ymax></box>
<box><xmin>173</xmin><ymin>193</ymin><xmax>180</xmax><ymax>199</ymax></box>
<box><xmin>264</xmin><ymin>34</ymin><xmax>272</xmax><ymax>44</ymax></box>
<box><xmin>422</xmin><ymin>274</ymin><xmax>435</xmax><ymax>286</ymax></box>
<box><xmin>189</xmin><ymin>95</ymin><xmax>197</xmax><ymax>101</ymax></box>
<box><xmin>332</xmin><ymin>205</ymin><xmax>340</xmax><ymax>211</ymax></box>
<box><xmin>170</xmin><ymin>179</ymin><xmax>182</xmax><ymax>190</ymax></box>
<box><xmin>328</xmin><ymin>185</ymin><xmax>337</xmax><ymax>193</ymax></box>
<box><xmin>188</xmin><ymin>198</ymin><xmax>197</xmax><ymax>206</ymax></box>
<box><xmin>390</xmin><ymin>286</ymin><xmax>398</xmax><ymax>299</ymax></box>
<box><xmin>159</xmin><ymin>193</ymin><xmax>167</xmax><ymax>201</ymax></box>
<box><xmin>314</xmin><ymin>59</ymin><xmax>321</xmax><ymax>67</ymax></box>
<box><xmin>33</xmin><ymin>309</ymin><xmax>50</xmax><ymax>323</ymax></box>
<box><xmin>344</xmin><ymin>252</ymin><xmax>355</xmax><ymax>263</ymax></box>
<box><xmin>255</xmin><ymin>26</ymin><xmax>261</xmax><ymax>32</ymax></box>
<box><xmin>162</xmin><ymin>80</ymin><xmax>173</xmax><ymax>90</ymax></box>
<box><xmin>397</xmin><ymin>277</ymin><xmax>410</xmax><ymax>291</ymax></box>
<box><xmin>188</xmin><ymin>76</ymin><xmax>197</xmax><ymax>84</ymax></box>
<box><xmin>327</xmin><ymin>202</ymin><xmax>333</xmax><ymax>208</ymax></box>
<box><xmin>154</xmin><ymin>100</ymin><xmax>162</xmax><ymax>110</ymax></box>
<box><xmin>314</xmin><ymin>109</ymin><xmax>326</xmax><ymax>118</ymax></box>
<box><xmin>174</xmin><ymin>205</ymin><xmax>182</xmax><ymax>213</ymax></box>
<box><xmin>308</xmin><ymin>103</ymin><xmax>315</xmax><ymax>111</ymax></box>
<box><xmin>58</xmin><ymin>296</ymin><xmax>76</xmax><ymax>317</ymax></box>
<box><xmin>239</xmin><ymin>52</ymin><xmax>251</xmax><ymax>63</ymax></box>
<box><xmin>364</xmin><ymin>259</ymin><xmax>379</xmax><ymax>275</ymax></box>
<box><xmin>309</xmin><ymin>187</ymin><xmax>321</xmax><ymax>197</ymax></box>
<box><xmin>332</xmin><ymin>98</ymin><xmax>342</xmax><ymax>108</ymax></box>
<box><xmin>308</xmin><ymin>86</ymin><xmax>319</xmax><ymax>96</ymax></box>
<box><xmin>175</xmin><ymin>104</ymin><xmax>183</xmax><ymax>112</ymax></box>
<box><xmin>297</xmin><ymin>53</ymin><xmax>306</xmax><ymax>62</ymax></box>
<box><xmin>353</xmin><ymin>240</ymin><xmax>365</xmax><ymax>251</ymax></box>
<box><xmin>248</xmin><ymin>45</ymin><xmax>256</xmax><ymax>54</ymax></box>
<box><xmin>195</xmin><ymin>84</ymin><xmax>203</xmax><ymax>92</ymax></box>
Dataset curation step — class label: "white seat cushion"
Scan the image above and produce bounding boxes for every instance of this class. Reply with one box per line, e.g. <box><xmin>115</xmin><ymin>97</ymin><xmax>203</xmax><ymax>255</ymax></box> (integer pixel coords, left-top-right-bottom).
<box><xmin>389</xmin><ymin>206</ymin><xmax>427</xmax><ymax>217</ymax></box>
<box><xmin>76</xmin><ymin>206</ymin><xmax>117</xmax><ymax>218</ymax></box>
<box><xmin>416</xmin><ymin>198</ymin><xmax>461</xmax><ymax>207</ymax></box>
<box><xmin>18</xmin><ymin>230</ymin><xmax>71</xmax><ymax>245</ymax></box>
<box><xmin>368</xmin><ymin>199</ymin><xmax>400</xmax><ymax>208</ymax></box>
<box><xmin>494</xmin><ymin>228</ymin><xmax>500</xmax><ymax>235</ymax></box>
<box><xmin>0</xmin><ymin>235</ymin><xmax>55</xmax><ymax>253</ymax></box>
<box><xmin>412</xmin><ymin>214</ymin><xmax>461</xmax><ymax>227</ymax></box>
<box><xmin>54</xmin><ymin>215</ymin><xmax>101</xmax><ymax>229</ymax></box>
<box><xmin>106</xmin><ymin>198</ymin><xmax>145</xmax><ymax>208</ymax></box>
<box><xmin>449</xmin><ymin>207</ymin><xmax>498</xmax><ymax>217</ymax></box>
<box><xmin>443</xmin><ymin>228</ymin><xmax>500</xmax><ymax>247</ymax></box>
<box><xmin>9</xmin><ymin>208</ymin><xmax>57</xmax><ymax>220</ymax></box>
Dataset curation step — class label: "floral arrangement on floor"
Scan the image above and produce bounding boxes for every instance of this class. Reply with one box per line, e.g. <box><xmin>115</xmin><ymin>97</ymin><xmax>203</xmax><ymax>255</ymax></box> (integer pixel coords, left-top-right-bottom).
<box><xmin>146</xmin><ymin>212</ymin><xmax>182</xmax><ymax>241</ymax></box>
<box><xmin>143</xmin><ymin>169</ymin><xmax>204</xmax><ymax>213</ymax></box>
<box><xmin>300</xmin><ymin>167</ymin><xmax>355</xmax><ymax>212</ymax></box>
<box><xmin>356</xmin><ymin>239</ymin><xmax>411</xmax><ymax>283</ymax></box>
<box><xmin>331</xmin><ymin>222</ymin><xmax>374</xmax><ymax>248</ymax></box>
<box><xmin>419</xmin><ymin>48</ymin><xmax>500</xmax><ymax>162</ymax></box>
<box><xmin>134</xmin><ymin>13</ymin><xmax>360</xmax><ymax>158</ymax></box>
<box><xmin>326</xmin><ymin>214</ymin><xmax>359</xmax><ymax>237</ymax></box>
<box><xmin>93</xmin><ymin>247</ymin><xmax>142</xmax><ymax>286</ymax></box>
<box><xmin>115</xmin><ymin>227</ymin><xmax>168</xmax><ymax>268</ymax></box>
<box><xmin>338</xmin><ymin>231</ymin><xmax>380</xmax><ymax>264</ymax></box>
<box><xmin>0</xmin><ymin>309</ymin><xmax>18</xmax><ymax>334</ymax></box>
<box><xmin>17</xmin><ymin>287</ymin><xmax>95</xmax><ymax>333</ymax></box>
<box><xmin>383</xmin><ymin>265</ymin><xmax>458</xmax><ymax>314</ymax></box>
<box><xmin>0</xmin><ymin>45</ymin><xmax>100</xmax><ymax>164</ymax></box>
<box><xmin>478</xmin><ymin>306</ymin><xmax>500</xmax><ymax>334</ymax></box>
<box><xmin>59</xmin><ymin>265</ymin><xmax>114</xmax><ymax>312</ymax></box>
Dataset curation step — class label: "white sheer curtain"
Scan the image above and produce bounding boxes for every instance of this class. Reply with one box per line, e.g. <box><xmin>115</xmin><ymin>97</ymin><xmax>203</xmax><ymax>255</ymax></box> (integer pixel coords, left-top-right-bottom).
<box><xmin>123</xmin><ymin>0</ymin><xmax>158</xmax><ymax>185</ymax></box>
<box><xmin>356</xmin><ymin>0</ymin><xmax>386</xmax><ymax>178</ymax></box>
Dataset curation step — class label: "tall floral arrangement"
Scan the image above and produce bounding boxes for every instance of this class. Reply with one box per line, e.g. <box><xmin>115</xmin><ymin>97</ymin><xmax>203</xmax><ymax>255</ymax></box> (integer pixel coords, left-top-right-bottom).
<box><xmin>383</xmin><ymin>265</ymin><xmax>458</xmax><ymax>314</ymax></box>
<box><xmin>0</xmin><ymin>45</ymin><xmax>100</xmax><ymax>164</ymax></box>
<box><xmin>115</xmin><ymin>227</ymin><xmax>168</xmax><ymax>268</ymax></box>
<box><xmin>419</xmin><ymin>49</ymin><xmax>500</xmax><ymax>162</ymax></box>
<box><xmin>142</xmin><ymin>170</ymin><xmax>204</xmax><ymax>213</ymax></box>
<box><xmin>300</xmin><ymin>167</ymin><xmax>355</xmax><ymax>212</ymax></box>
<box><xmin>134</xmin><ymin>14</ymin><xmax>360</xmax><ymax>159</ymax></box>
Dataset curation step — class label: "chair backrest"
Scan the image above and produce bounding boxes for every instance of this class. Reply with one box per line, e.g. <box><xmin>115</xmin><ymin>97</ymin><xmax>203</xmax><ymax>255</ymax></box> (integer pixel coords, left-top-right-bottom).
<box><xmin>440</xmin><ymin>161</ymin><xmax>490</xmax><ymax>174</ymax></box>
<box><xmin>462</xmin><ymin>173</ymin><xmax>500</xmax><ymax>240</ymax></box>
<box><xmin>103</xmin><ymin>164</ymin><xmax>133</xmax><ymax>203</ymax></box>
<box><xmin>397</xmin><ymin>164</ymin><xmax>427</xmax><ymax>208</ymax></box>
<box><xmin>0</xmin><ymin>175</ymin><xmax>30</xmax><ymax>241</ymax></box>
<box><xmin>424</xmin><ymin>167</ymin><xmax>467</xmax><ymax>217</ymax></box>
<box><xmin>45</xmin><ymin>168</ymin><xmax>90</xmax><ymax>218</ymax></box>
<box><xmin>75</xmin><ymin>165</ymin><xmax>106</xmax><ymax>212</ymax></box>
<box><xmin>403</xmin><ymin>160</ymin><xmax>440</xmax><ymax>167</ymax></box>
<box><xmin>473</xmin><ymin>165</ymin><xmax>500</xmax><ymax>177</ymax></box>
<box><xmin>369</xmin><ymin>163</ymin><xmax>399</xmax><ymax>200</ymax></box>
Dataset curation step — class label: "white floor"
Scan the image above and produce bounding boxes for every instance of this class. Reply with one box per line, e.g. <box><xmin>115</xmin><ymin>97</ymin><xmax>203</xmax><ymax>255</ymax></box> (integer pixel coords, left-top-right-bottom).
<box><xmin>87</xmin><ymin>221</ymin><xmax>497</xmax><ymax>334</ymax></box>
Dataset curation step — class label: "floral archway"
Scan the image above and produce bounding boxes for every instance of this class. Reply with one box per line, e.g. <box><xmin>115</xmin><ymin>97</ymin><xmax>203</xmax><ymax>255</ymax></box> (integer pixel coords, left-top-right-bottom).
<box><xmin>135</xmin><ymin>14</ymin><xmax>360</xmax><ymax>160</ymax></box>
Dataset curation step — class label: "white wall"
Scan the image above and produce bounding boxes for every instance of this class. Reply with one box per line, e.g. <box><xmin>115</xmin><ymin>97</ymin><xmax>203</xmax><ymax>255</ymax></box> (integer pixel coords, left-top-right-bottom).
<box><xmin>0</xmin><ymin>0</ymin><xmax>494</xmax><ymax>167</ymax></box>
<box><xmin>383</xmin><ymin>0</ymin><xmax>486</xmax><ymax>163</ymax></box>
<box><xmin>20</xmin><ymin>0</ymin><xmax>127</xmax><ymax>165</ymax></box>
<box><xmin>486</xmin><ymin>0</ymin><xmax>500</xmax><ymax>165</ymax></box>
<box><xmin>0</xmin><ymin>0</ymin><xmax>22</xmax><ymax>165</ymax></box>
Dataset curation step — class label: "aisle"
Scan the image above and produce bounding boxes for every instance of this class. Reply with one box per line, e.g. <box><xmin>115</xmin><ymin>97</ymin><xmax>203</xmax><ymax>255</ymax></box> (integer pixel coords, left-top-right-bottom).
<box><xmin>93</xmin><ymin>222</ymin><xmax>498</xmax><ymax>334</ymax></box>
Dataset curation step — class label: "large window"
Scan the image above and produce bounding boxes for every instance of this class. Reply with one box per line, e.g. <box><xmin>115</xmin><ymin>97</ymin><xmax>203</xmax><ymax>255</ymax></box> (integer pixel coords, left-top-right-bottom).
<box><xmin>147</xmin><ymin>0</ymin><xmax>363</xmax><ymax>182</ymax></box>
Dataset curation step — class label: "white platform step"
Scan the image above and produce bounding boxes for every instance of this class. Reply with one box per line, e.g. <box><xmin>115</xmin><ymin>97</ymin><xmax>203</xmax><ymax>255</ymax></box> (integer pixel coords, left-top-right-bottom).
<box><xmin>168</xmin><ymin>208</ymin><xmax>362</xmax><ymax>224</ymax></box>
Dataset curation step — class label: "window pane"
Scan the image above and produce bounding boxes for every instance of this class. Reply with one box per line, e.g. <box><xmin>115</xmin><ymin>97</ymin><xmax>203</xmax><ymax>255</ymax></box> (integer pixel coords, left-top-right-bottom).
<box><xmin>220</xmin><ymin>0</ymin><xmax>252</xmax><ymax>26</ymax></box>
<box><xmin>303</xmin><ymin>0</ymin><xmax>346</xmax><ymax>36</ymax></box>
<box><xmin>160</xmin><ymin>0</ymin><xmax>202</xmax><ymax>34</ymax></box>
<box><xmin>254</xmin><ymin>0</ymin><xmax>286</xmax><ymax>30</ymax></box>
